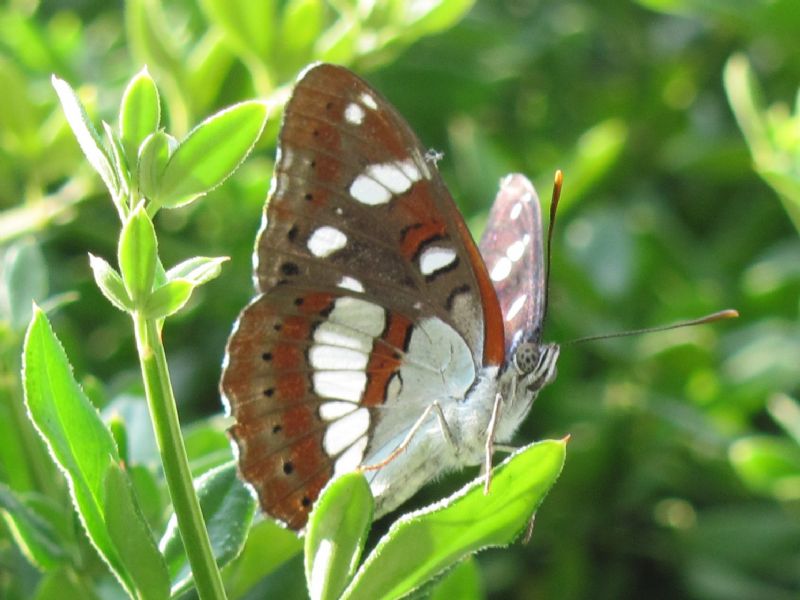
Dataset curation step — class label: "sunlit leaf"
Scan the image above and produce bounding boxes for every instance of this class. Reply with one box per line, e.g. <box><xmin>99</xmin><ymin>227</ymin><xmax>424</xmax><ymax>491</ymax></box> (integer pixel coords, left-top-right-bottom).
<box><xmin>342</xmin><ymin>439</ymin><xmax>566</xmax><ymax>600</ymax></box>
<box><xmin>157</xmin><ymin>100</ymin><xmax>269</xmax><ymax>208</ymax></box>
<box><xmin>305</xmin><ymin>472</ymin><xmax>373</xmax><ymax>600</ymax></box>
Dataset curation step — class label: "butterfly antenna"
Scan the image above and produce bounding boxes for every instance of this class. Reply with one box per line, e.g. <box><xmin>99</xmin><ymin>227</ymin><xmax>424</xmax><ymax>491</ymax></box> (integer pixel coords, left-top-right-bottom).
<box><xmin>542</xmin><ymin>170</ymin><xmax>563</xmax><ymax>329</ymax></box>
<box><xmin>565</xmin><ymin>309</ymin><xmax>739</xmax><ymax>345</ymax></box>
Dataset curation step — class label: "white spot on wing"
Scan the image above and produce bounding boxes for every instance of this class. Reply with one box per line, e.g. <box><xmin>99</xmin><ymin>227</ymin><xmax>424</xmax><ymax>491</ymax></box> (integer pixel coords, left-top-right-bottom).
<box><xmin>509</xmin><ymin>202</ymin><xmax>523</xmax><ymax>220</ymax></box>
<box><xmin>309</xmin><ymin>345</ymin><xmax>369</xmax><ymax>371</ymax></box>
<box><xmin>419</xmin><ymin>246</ymin><xmax>457</xmax><ymax>276</ymax></box>
<box><xmin>506</xmin><ymin>294</ymin><xmax>527</xmax><ymax>321</ymax></box>
<box><xmin>329</xmin><ymin>297</ymin><xmax>385</xmax><ymax>337</ymax></box>
<box><xmin>345</xmin><ymin>102</ymin><xmax>365</xmax><ymax>125</ymax></box>
<box><xmin>308</xmin><ymin>226</ymin><xmax>347</xmax><ymax>257</ymax></box>
<box><xmin>320</xmin><ymin>401</ymin><xmax>357</xmax><ymax>421</ymax></box>
<box><xmin>349</xmin><ymin>159</ymin><xmax>423</xmax><ymax>205</ymax></box>
<box><xmin>313</xmin><ymin>371</ymin><xmax>366</xmax><ymax>403</ymax></box>
<box><xmin>314</xmin><ymin>322</ymin><xmax>371</xmax><ymax>353</ymax></box>
<box><xmin>338</xmin><ymin>276</ymin><xmax>364</xmax><ymax>292</ymax></box>
<box><xmin>398</xmin><ymin>159</ymin><xmax>421</xmax><ymax>182</ymax></box>
<box><xmin>333</xmin><ymin>435</ymin><xmax>368</xmax><ymax>476</ymax></box>
<box><xmin>360</xmin><ymin>92</ymin><xmax>378</xmax><ymax>110</ymax></box>
<box><xmin>506</xmin><ymin>238</ymin><xmax>526</xmax><ymax>262</ymax></box>
<box><xmin>369</xmin><ymin>163</ymin><xmax>413</xmax><ymax>194</ymax></box>
<box><xmin>350</xmin><ymin>174</ymin><xmax>392</xmax><ymax>205</ymax></box>
<box><xmin>490</xmin><ymin>256</ymin><xmax>512</xmax><ymax>281</ymax></box>
<box><xmin>323</xmin><ymin>408</ymin><xmax>370</xmax><ymax>456</ymax></box>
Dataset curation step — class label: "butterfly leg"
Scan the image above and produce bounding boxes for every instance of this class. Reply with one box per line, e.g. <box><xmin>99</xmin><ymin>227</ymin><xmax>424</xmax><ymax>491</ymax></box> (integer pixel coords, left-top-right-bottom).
<box><xmin>360</xmin><ymin>401</ymin><xmax>454</xmax><ymax>472</ymax></box>
<box><xmin>483</xmin><ymin>392</ymin><xmax>504</xmax><ymax>495</ymax></box>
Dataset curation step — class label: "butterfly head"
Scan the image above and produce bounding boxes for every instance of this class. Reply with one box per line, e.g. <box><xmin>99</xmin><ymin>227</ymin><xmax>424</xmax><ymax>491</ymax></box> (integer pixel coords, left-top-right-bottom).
<box><xmin>512</xmin><ymin>341</ymin><xmax>560</xmax><ymax>393</ymax></box>
<box><xmin>492</xmin><ymin>340</ymin><xmax>559</xmax><ymax>444</ymax></box>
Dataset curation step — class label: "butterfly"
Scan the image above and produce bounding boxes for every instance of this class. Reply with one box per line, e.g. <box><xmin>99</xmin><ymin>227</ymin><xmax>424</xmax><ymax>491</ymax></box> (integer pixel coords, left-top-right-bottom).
<box><xmin>221</xmin><ymin>63</ymin><xmax>559</xmax><ymax>530</ymax></box>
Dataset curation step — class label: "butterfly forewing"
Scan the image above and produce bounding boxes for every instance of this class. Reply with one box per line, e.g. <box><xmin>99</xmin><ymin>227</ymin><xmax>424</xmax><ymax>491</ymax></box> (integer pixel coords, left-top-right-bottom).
<box><xmin>258</xmin><ymin>63</ymin><xmax>502</xmax><ymax>362</ymax></box>
<box><xmin>222</xmin><ymin>63</ymin><xmax>505</xmax><ymax>529</ymax></box>
<box><xmin>478</xmin><ymin>174</ymin><xmax>546</xmax><ymax>354</ymax></box>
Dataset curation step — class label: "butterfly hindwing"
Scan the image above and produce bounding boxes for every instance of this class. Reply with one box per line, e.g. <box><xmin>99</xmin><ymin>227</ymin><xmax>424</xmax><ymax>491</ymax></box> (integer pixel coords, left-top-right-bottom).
<box><xmin>478</xmin><ymin>174</ymin><xmax>546</xmax><ymax>355</ymax></box>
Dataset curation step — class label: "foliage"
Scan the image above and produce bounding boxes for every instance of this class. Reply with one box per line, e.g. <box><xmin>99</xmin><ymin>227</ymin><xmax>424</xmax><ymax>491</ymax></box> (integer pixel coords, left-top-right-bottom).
<box><xmin>0</xmin><ymin>0</ymin><xmax>799</xmax><ymax>599</ymax></box>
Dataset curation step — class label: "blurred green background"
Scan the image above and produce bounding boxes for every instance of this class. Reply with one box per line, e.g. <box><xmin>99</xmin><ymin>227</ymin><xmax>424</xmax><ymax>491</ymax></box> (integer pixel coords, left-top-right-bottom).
<box><xmin>1</xmin><ymin>0</ymin><xmax>799</xmax><ymax>598</ymax></box>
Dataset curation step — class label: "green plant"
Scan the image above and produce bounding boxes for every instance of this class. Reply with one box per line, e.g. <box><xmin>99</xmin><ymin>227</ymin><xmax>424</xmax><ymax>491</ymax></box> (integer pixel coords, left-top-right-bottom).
<box><xmin>17</xmin><ymin>69</ymin><xmax>266</xmax><ymax>599</ymax></box>
<box><xmin>725</xmin><ymin>53</ymin><xmax>800</xmax><ymax>231</ymax></box>
<box><xmin>16</xmin><ymin>64</ymin><xmax>567</xmax><ymax>599</ymax></box>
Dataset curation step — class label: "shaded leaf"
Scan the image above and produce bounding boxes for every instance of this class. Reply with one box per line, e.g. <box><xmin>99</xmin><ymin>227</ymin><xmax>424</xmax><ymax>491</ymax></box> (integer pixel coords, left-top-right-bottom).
<box><xmin>104</xmin><ymin>462</ymin><xmax>170</xmax><ymax>600</ymax></box>
<box><xmin>0</xmin><ymin>483</ymin><xmax>68</xmax><ymax>570</ymax></box>
<box><xmin>223</xmin><ymin>519</ymin><xmax>304</xmax><ymax>599</ymax></box>
<box><xmin>0</xmin><ymin>237</ymin><xmax>48</xmax><ymax>331</ymax></box>
<box><xmin>160</xmin><ymin>461</ymin><xmax>256</xmax><ymax>597</ymax></box>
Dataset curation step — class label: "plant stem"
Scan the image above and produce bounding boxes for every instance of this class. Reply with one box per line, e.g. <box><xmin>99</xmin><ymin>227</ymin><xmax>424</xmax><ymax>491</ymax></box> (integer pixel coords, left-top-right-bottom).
<box><xmin>133</xmin><ymin>312</ymin><xmax>226</xmax><ymax>600</ymax></box>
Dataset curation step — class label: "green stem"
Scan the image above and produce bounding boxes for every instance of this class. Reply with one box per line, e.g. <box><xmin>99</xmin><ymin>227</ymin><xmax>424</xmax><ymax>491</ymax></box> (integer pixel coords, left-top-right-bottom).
<box><xmin>133</xmin><ymin>312</ymin><xmax>226</xmax><ymax>600</ymax></box>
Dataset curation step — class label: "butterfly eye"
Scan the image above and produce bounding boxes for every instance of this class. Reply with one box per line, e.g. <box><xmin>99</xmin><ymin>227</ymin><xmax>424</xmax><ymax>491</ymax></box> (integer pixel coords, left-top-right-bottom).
<box><xmin>513</xmin><ymin>343</ymin><xmax>540</xmax><ymax>375</ymax></box>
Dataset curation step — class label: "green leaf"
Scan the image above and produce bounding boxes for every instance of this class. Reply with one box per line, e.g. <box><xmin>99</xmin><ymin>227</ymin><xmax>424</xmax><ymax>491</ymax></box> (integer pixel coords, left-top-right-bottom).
<box><xmin>182</xmin><ymin>422</ymin><xmax>234</xmax><ymax>476</ymax></box>
<box><xmin>119</xmin><ymin>66</ymin><xmax>161</xmax><ymax>165</ymax></box>
<box><xmin>127</xmin><ymin>464</ymin><xmax>164</xmax><ymax>530</ymax></box>
<box><xmin>88</xmin><ymin>254</ymin><xmax>132</xmax><ymax>312</ymax></box>
<box><xmin>317</xmin><ymin>19</ymin><xmax>360</xmax><ymax>64</ymax></box>
<box><xmin>51</xmin><ymin>75</ymin><xmax>118</xmax><ymax>197</ymax></box>
<box><xmin>0</xmin><ymin>237</ymin><xmax>48</xmax><ymax>331</ymax></box>
<box><xmin>342</xmin><ymin>439</ymin><xmax>567</xmax><ymax>600</ymax></box>
<box><xmin>118</xmin><ymin>205</ymin><xmax>157</xmax><ymax>305</ymax></box>
<box><xmin>124</xmin><ymin>0</ymin><xmax>184</xmax><ymax>87</ymax></box>
<box><xmin>22</xmin><ymin>307</ymin><xmax>133</xmax><ymax>595</ymax></box>
<box><xmin>0</xmin><ymin>483</ymin><xmax>68</xmax><ymax>570</ymax></box>
<box><xmin>141</xmin><ymin>279</ymin><xmax>193</xmax><ymax>319</ymax></box>
<box><xmin>399</xmin><ymin>0</ymin><xmax>475</xmax><ymax>36</ymax></box>
<box><xmin>429</xmin><ymin>557</ymin><xmax>482</xmax><ymax>600</ymax></box>
<box><xmin>33</xmin><ymin>567</ymin><xmax>97</xmax><ymax>600</ymax></box>
<box><xmin>768</xmin><ymin>393</ymin><xmax>800</xmax><ymax>446</ymax></box>
<box><xmin>104</xmin><ymin>461</ymin><xmax>170</xmax><ymax>600</ymax></box>
<box><xmin>157</xmin><ymin>100</ymin><xmax>269</xmax><ymax>208</ymax></box>
<box><xmin>729</xmin><ymin>435</ymin><xmax>800</xmax><ymax>500</ymax></box>
<box><xmin>305</xmin><ymin>472</ymin><xmax>374</xmax><ymax>600</ymax></box>
<box><xmin>137</xmin><ymin>130</ymin><xmax>174</xmax><ymax>203</ymax></box>
<box><xmin>102</xmin><ymin>121</ymin><xmax>131</xmax><ymax>206</ymax></box>
<box><xmin>199</xmin><ymin>0</ymin><xmax>275</xmax><ymax>58</ymax></box>
<box><xmin>160</xmin><ymin>461</ymin><xmax>257</xmax><ymax>597</ymax></box>
<box><xmin>223</xmin><ymin>519</ymin><xmax>304</xmax><ymax>599</ymax></box>
<box><xmin>165</xmin><ymin>256</ymin><xmax>229</xmax><ymax>286</ymax></box>
<box><xmin>277</xmin><ymin>0</ymin><xmax>324</xmax><ymax>68</ymax></box>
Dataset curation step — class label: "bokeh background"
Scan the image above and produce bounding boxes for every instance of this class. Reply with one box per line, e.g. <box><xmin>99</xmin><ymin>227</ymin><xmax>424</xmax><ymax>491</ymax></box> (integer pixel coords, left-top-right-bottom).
<box><xmin>1</xmin><ymin>0</ymin><xmax>799</xmax><ymax>598</ymax></box>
